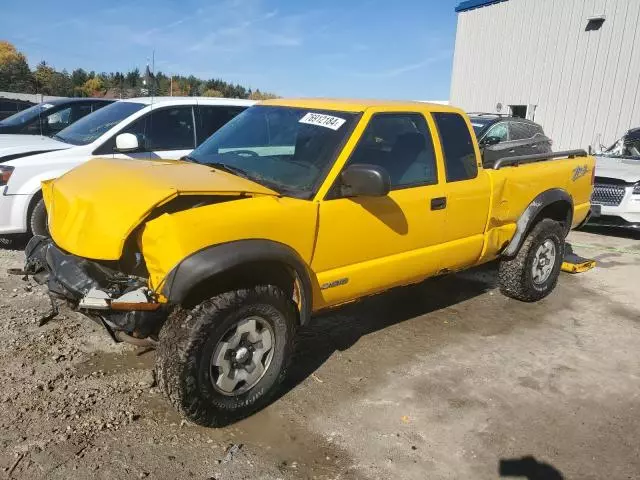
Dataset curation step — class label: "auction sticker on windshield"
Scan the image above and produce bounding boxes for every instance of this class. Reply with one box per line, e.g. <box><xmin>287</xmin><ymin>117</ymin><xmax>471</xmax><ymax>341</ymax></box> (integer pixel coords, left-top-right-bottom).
<box><xmin>299</xmin><ymin>112</ymin><xmax>346</xmax><ymax>131</ymax></box>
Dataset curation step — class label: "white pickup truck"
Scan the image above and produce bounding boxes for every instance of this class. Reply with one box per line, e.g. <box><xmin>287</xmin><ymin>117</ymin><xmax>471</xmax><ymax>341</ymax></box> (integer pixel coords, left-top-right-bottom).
<box><xmin>0</xmin><ymin>97</ymin><xmax>253</xmax><ymax>238</ymax></box>
<box><xmin>590</xmin><ymin>127</ymin><xmax>640</xmax><ymax>229</ymax></box>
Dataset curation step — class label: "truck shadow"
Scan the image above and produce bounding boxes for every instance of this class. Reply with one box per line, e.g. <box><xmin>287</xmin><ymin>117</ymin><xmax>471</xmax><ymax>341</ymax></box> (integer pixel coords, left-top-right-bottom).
<box><xmin>280</xmin><ymin>264</ymin><xmax>498</xmax><ymax>397</ymax></box>
<box><xmin>499</xmin><ymin>455</ymin><xmax>564</xmax><ymax>479</ymax></box>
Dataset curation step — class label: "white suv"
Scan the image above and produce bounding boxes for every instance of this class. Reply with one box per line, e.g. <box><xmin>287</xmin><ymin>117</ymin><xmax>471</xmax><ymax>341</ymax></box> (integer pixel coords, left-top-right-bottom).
<box><xmin>591</xmin><ymin>127</ymin><xmax>640</xmax><ymax>228</ymax></box>
<box><xmin>0</xmin><ymin>97</ymin><xmax>254</xmax><ymax>237</ymax></box>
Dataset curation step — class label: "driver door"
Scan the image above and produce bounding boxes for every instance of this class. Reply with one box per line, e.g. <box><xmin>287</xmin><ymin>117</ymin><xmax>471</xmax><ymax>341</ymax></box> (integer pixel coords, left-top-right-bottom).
<box><xmin>311</xmin><ymin>112</ymin><xmax>446</xmax><ymax>309</ymax></box>
<box><xmin>110</xmin><ymin>106</ymin><xmax>196</xmax><ymax>160</ymax></box>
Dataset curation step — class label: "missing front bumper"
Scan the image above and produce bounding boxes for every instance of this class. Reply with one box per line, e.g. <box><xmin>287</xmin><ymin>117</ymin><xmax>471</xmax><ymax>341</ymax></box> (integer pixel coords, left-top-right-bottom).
<box><xmin>21</xmin><ymin>235</ymin><xmax>168</xmax><ymax>339</ymax></box>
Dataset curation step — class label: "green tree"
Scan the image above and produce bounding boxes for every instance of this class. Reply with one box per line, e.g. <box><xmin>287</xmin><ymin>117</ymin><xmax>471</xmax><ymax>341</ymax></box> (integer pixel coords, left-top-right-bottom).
<box><xmin>202</xmin><ymin>88</ymin><xmax>224</xmax><ymax>97</ymax></box>
<box><xmin>34</xmin><ymin>61</ymin><xmax>57</xmax><ymax>95</ymax></box>
<box><xmin>125</xmin><ymin>68</ymin><xmax>140</xmax><ymax>88</ymax></box>
<box><xmin>249</xmin><ymin>89</ymin><xmax>278</xmax><ymax>100</ymax></box>
<box><xmin>50</xmin><ymin>69</ymin><xmax>73</xmax><ymax>96</ymax></box>
<box><xmin>80</xmin><ymin>77</ymin><xmax>104</xmax><ymax>96</ymax></box>
<box><xmin>0</xmin><ymin>41</ymin><xmax>34</xmax><ymax>92</ymax></box>
<box><xmin>71</xmin><ymin>68</ymin><xmax>88</xmax><ymax>88</ymax></box>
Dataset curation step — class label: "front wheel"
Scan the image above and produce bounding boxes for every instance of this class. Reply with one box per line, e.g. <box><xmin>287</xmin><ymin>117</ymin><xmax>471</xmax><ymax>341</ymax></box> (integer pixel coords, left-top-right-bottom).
<box><xmin>156</xmin><ymin>285</ymin><xmax>297</xmax><ymax>427</ymax></box>
<box><xmin>498</xmin><ymin>218</ymin><xmax>565</xmax><ymax>302</ymax></box>
<box><xmin>29</xmin><ymin>198</ymin><xmax>48</xmax><ymax>237</ymax></box>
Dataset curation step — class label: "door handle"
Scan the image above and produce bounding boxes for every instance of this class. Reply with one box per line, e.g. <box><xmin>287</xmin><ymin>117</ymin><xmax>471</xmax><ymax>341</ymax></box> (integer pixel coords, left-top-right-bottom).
<box><xmin>508</xmin><ymin>149</ymin><xmax>516</xmax><ymax>154</ymax></box>
<box><xmin>431</xmin><ymin>197</ymin><xmax>447</xmax><ymax>210</ymax></box>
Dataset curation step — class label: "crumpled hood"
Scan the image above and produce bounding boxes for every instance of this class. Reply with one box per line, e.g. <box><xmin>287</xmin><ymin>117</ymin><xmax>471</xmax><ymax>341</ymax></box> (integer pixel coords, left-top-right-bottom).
<box><xmin>43</xmin><ymin>158</ymin><xmax>278</xmax><ymax>260</ymax></box>
<box><xmin>595</xmin><ymin>155</ymin><xmax>640</xmax><ymax>183</ymax></box>
<box><xmin>0</xmin><ymin>134</ymin><xmax>70</xmax><ymax>161</ymax></box>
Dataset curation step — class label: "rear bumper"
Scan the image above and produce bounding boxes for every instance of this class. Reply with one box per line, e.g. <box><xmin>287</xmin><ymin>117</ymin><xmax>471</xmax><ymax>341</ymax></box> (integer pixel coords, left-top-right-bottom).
<box><xmin>24</xmin><ymin>236</ymin><xmax>167</xmax><ymax>338</ymax></box>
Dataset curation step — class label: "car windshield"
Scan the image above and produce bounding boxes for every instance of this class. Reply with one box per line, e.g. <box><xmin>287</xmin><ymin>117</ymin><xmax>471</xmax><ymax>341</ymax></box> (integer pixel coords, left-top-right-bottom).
<box><xmin>188</xmin><ymin>105</ymin><xmax>359</xmax><ymax>197</ymax></box>
<box><xmin>469</xmin><ymin>117</ymin><xmax>494</xmax><ymax>136</ymax></box>
<box><xmin>0</xmin><ymin>102</ymin><xmax>56</xmax><ymax>126</ymax></box>
<box><xmin>54</xmin><ymin>101</ymin><xmax>145</xmax><ymax>146</ymax></box>
<box><xmin>601</xmin><ymin>133</ymin><xmax>640</xmax><ymax>160</ymax></box>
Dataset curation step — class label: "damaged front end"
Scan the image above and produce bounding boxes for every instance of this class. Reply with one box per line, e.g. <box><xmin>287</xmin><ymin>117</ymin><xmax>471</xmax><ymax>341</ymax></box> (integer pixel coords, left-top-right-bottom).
<box><xmin>22</xmin><ymin>235</ymin><xmax>167</xmax><ymax>346</ymax></box>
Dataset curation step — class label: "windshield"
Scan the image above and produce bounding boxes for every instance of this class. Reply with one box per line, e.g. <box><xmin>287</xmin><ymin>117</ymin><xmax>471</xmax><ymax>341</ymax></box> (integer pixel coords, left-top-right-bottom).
<box><xmin>0</xmin><ymin>102</ymin><xmax>56</xmax><ymax>126</ymax></box>
<box><xmin>468</xmin><ymin>117</ymin><xmax>494</xmax><ymax>137</ymax></box>
<box><xmin>189</xmin><ymin>106</ymin><xmax>359</xmax><ymax>197</ymax></box>
<box><xmin>54</xmin><ymin>101</ymin><xmax>145</xmax><ymax>146</ymax></box>
<box><xmin>601</xmin><ymin>134</ymin><xmax>640</xmax><ymax>160</ymax></box>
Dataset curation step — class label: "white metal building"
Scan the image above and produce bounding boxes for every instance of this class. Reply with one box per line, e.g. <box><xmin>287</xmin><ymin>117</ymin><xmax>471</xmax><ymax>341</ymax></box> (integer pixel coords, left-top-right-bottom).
<box><xmin>450</xmin><ymin>0</ymin><xmax>640</xmax><ymax>150</ymax></box>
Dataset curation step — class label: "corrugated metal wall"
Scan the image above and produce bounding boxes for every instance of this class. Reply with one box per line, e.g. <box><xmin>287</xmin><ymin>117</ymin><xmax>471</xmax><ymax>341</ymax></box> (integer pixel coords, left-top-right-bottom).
<box><xmin>450</xmin><ymin>0</ymin><xmax>640</xmax><ymax>150</ymax></box>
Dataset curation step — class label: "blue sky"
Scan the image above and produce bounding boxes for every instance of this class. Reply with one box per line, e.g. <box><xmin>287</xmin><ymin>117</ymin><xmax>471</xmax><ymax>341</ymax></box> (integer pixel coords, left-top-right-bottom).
<box><xmin>1</xmin><ymin>0</ymin><xmax>460</xmax><ymax>100</ymax></box>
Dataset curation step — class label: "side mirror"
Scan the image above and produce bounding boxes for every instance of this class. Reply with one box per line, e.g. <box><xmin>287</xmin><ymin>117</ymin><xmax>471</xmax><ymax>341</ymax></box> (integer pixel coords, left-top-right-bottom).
<box><xmin>482</xmin><ymin>136</ymin><xmax>502</xmax><ymax>146</ymax></box>
<box><xmin>115</xmin><ymin>133</ymin><xmax>141</xmax><ymax>152</ymax></box>
<box><xmin>340</xmin><ymin>164</ymin><xmax>391</xmax><ymax>198</ymax></box>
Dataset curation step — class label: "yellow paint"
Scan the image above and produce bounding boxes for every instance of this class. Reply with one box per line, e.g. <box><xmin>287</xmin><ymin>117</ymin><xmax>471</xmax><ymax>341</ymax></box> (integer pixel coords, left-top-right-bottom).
<box><xmin>561</xmin><ymin>260</ymin><xmax>596</xmax><ymax>274</ymax></box>
<box><xmin>140</xmin><ymin>196</ymin><xmax>318</xmax><ymax>292</ymax></box>
<box><xmin>42</xmin><ymin>99</ymin><xmax>596</xmax><ymax>312</ymax></box>
<box><xmin>43</xmin><ymin>158</ymin><xmax>277</xmax><ymax>260</ymax></box>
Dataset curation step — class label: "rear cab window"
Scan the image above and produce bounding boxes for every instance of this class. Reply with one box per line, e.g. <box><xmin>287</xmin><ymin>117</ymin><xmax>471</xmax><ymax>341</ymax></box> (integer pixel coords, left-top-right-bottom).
<box><xmin>432</xmin><ymin>112</ymin><xmax>478</xmax><ymax>182</ymax></box>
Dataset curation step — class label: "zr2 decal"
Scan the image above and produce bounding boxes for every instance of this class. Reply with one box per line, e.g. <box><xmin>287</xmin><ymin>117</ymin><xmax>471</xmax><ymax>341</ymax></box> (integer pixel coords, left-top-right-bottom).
<box><xmin>320</xmin><ymin>278</ymin><xmax>349</xmax><ymax>290</ymax></box>
<box><xmin>572</xmin><ymin>165</ymin><xmax>589</xmax><ymax>181</ymax></box>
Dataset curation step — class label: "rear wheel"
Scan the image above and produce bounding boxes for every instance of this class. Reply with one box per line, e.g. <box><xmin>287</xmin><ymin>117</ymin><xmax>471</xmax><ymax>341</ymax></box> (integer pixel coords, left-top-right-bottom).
<box><xmin>499</xmin><ymin>218</ymin><xmax>565</xmax><ymax>302</ymax></box>
<box><xmin>29</xmin><ymin>198</ymin><xmax>48</xmax><ymax>237</ymax></box>
<box><xmin>156</xmin><ymin>285</ymin><xmax>297</xmax><ymax>427</ymax></box>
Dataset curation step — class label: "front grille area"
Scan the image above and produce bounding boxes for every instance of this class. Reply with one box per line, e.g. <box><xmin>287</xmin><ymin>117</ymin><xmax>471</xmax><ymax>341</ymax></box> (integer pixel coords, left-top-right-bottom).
<box><xmin>592</xmin><ymin>184</ymin><xmax>626</xmax><ymax>206</ymax></box>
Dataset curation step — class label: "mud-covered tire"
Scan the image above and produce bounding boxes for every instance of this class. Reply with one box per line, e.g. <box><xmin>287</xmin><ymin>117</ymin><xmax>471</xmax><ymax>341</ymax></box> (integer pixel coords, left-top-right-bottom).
<box><xmin>156</xmin><ymin>285</ymin><xmax>297</xmax><ymax>427</ymax></box>
<box><xmin>29</xmin><ymin>198</ymin><xmax>48</xmax><ymax>237</ymax></box>
<box><xmin>498</xmin><ymin>218</ymin><xmax>565</xmax><ymax>302</ymax></box>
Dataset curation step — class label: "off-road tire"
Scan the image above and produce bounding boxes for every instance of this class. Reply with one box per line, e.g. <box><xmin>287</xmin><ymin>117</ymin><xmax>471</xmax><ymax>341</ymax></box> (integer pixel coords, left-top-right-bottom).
<box><xmin>498</xmin><ymin>218</ymin><xmax>565</xmax><ymax>302</ymax></box>
<box><xmin>156</xmin><ymin>285</ymin><xmax>297</xmax><ymax>427</ymax></box>
<box><xmin>29</xmin><ymin>198</ymin><xmax>48</xmax><ymax>237</ymax></box>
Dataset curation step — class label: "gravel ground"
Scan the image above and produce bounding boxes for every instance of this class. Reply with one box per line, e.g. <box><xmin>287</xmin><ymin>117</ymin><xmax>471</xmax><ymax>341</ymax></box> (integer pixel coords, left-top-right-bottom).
<box><xmin>0</xmin><ymin>227</ymin><xmax>638</xmax><ymax>479</ymax></box>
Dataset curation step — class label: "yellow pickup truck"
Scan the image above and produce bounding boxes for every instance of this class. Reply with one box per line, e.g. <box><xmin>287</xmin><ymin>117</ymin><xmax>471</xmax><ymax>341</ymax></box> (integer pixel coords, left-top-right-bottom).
<box><xmin>22</xmin><ymin>99</ymin><xmax>594</xmax><ymax>426</ymax></box>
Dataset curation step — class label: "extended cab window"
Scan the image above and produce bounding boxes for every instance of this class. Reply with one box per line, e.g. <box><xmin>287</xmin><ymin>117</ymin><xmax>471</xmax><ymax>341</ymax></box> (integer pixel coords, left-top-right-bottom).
<box><xmin>123</xmin><ymin>106</ymin><xmax>196</xmax><ymax>150</ymax></box>
<box><xmin>346</xmin><ymin>113</ymin><xmax>437</xmax><ymax>188</ymax></box>
<box><xmin>433</xmin><ymin>112</ymin><xmax>478</xmax><ymax>182</ymax></box>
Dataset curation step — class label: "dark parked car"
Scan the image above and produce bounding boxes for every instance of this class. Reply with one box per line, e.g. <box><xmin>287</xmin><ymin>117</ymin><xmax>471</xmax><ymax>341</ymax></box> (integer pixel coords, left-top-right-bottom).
<box><xmin>0</xmin><ymin>99</ymin><xmax>34</xmax><ymax>120</ymax></box>
<box><xmin>0</xmin><ymin>98</ymin><xmax>114</xmax><ymax>136</ymax></box>
<box><xmin>469</xmin><ymin>113</ymin><xmax>553</xmax><ymax>168</ymax></box>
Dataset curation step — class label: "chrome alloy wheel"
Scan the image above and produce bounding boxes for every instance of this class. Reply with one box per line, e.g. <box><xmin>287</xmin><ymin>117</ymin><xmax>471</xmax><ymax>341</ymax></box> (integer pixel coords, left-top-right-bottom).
<box><xmin>210</xmin><ymin>316</ymin><xmax>275</xmax><ymax>396</ymax></box>
<box><xmin>531</xmin><ymin>239</ymin><xmax>557</xmax><ymax>285</ymax></box>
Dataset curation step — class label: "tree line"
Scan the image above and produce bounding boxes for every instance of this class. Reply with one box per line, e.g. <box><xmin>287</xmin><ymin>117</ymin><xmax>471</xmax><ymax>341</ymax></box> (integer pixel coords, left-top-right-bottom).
<box><xmin>0</xmin><ymin>41</ymin><xmax>277</xmax><ymax>100</ymax></box>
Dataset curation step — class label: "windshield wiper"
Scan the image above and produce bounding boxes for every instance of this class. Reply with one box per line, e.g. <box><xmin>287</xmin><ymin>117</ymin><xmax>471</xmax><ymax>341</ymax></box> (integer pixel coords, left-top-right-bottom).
<box><xmin>207</xmin><ymin>162</ymin><xmax>252</xmax><ymax>179</ymax></box>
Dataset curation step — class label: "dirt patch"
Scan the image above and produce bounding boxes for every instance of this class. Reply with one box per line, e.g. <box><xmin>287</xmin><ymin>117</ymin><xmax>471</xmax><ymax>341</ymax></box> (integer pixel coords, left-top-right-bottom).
<box><xmin>0</xmin><ymin>229</ymin><xmax>638</xmax><ymax>479</ymax></box>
